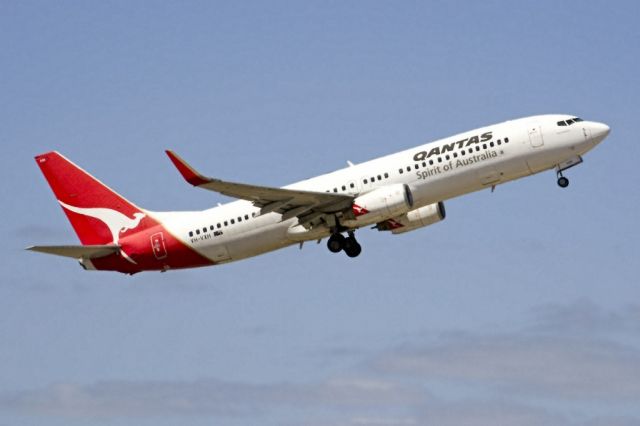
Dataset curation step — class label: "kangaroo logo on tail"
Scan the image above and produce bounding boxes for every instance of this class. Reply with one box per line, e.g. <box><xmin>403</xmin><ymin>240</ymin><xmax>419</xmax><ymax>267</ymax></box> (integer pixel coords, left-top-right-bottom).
<box><xmin>59</xmin><ymin>201</ymin><xmax>146</xmax><ymax>263</ymax></box>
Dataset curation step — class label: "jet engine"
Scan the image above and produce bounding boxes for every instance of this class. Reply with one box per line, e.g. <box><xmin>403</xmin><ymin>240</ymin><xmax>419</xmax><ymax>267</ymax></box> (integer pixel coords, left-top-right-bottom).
<box><xmin>375</xmin><ymin>202</ymin><xmax>446</xmax><ymax>234</ymax></box>
<box><xmin>342</xmin><ymin>184</ymin><xmax>414</xmax><ymax>227</ymax></box>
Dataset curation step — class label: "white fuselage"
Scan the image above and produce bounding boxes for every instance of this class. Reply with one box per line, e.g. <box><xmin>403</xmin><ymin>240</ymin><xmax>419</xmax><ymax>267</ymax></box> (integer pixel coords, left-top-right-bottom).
<box><xmin>151</xmin><ymin>114</ymin><xmax>609</xmax><ymax>264</ymax></box>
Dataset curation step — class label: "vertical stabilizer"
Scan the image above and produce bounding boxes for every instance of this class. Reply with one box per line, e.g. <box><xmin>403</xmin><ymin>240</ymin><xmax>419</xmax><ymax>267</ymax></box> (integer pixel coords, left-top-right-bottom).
<box><xmin>34</xmin><ymin>151</ymin><xmax>149</xmax><ymax>245</ymax></box>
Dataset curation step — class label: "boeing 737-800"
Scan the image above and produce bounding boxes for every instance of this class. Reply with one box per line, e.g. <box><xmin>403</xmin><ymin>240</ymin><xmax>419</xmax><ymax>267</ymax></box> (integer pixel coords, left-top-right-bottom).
<box><xmin>28</xmin><ymin>114</ymin><xmax>610</xmax><ymax>274</ymax></box>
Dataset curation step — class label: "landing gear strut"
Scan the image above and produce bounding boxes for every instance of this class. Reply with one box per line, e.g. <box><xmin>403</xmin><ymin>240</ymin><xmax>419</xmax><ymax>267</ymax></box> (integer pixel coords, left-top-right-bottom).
<box><xmin>326</xmin><ymin>231</ymin><xmax>362</xmax><ymax>258</ymax></box>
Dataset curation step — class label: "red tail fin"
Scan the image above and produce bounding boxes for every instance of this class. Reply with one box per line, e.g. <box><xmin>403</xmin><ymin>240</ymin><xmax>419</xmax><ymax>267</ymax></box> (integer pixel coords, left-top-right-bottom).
<box><xmin>35</xmin><ymin>151</ymin><xmax>149</xmax><ymax>245</ymax></box>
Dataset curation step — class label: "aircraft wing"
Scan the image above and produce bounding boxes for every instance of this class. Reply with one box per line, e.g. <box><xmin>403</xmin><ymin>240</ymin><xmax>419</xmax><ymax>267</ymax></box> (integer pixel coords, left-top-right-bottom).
<box><xmin>166</xmin><ymin>151</ymin><xmax>353</xmax><ymax>222</ymax></box>
<box><xmin>26</xmin><ymin>244</ymin><xmax>120</xmax><ymax>259</ymax></box>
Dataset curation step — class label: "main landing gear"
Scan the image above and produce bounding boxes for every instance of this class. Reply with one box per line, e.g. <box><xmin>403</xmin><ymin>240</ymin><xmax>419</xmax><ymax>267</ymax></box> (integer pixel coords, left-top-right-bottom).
<box><xmin>327</xmin><ymin>231</ymin><xmax>362</xmax><ymax>258</ymax></box>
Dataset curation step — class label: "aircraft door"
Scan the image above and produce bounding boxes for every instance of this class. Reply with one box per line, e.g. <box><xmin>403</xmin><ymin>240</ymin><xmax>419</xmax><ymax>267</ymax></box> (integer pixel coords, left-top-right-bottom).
<box><xmin>150</xmin><ymin>232</ymin><xmax>168</xmax><ymax>260</ymax></box>
<box><xmin>528</xmin><ymin>125</ymin><xmax>544</xmax><ymax>148</ymax></box>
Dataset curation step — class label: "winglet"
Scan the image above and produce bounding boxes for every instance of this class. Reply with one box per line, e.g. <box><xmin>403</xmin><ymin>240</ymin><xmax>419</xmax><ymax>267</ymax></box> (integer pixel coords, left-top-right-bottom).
<box><xmin>165</xmin><ymin>150</ymin><xmax>211</xmax><ymax>186</ymax></box>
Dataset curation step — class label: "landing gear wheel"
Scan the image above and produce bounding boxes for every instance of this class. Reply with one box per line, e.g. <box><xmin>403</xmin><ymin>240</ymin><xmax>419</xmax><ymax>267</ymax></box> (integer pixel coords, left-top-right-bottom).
<box><xmin>327</xmin><ymin>233</ymin><xmax>345</xmax><ymax>253</ymax></box>
<box><xmin>343</xmin><ymin>232</ymin><xmax>362</xmax><ymax>258</ymax></box>
<box><xmin>344</xmin><ymin>239</ymin><xmax>362</xmax><ymax>258</ymax></box>
<box><xmin>557</xmin><ymin>176</ymin><xmax>569</xmax><ymax>188</ymax></box>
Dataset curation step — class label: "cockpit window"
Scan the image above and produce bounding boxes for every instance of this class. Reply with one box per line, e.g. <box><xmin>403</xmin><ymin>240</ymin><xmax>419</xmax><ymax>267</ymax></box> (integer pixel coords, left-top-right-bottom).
<box><xmin>557</xmin><ymin>117</ymin><xmax>583</xmax><ymax>127</ymax></box>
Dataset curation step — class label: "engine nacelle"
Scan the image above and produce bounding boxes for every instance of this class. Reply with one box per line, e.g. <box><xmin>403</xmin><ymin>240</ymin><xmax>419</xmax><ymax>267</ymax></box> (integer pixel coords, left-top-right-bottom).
<box><xmin>341</xmin><ymin>184</ymin><xmax>414</xmax><ymax>227</ymax></box>
<box><xmin>375</xmin><ymin>202</ymin><xmax>446</xmax><ymax>234</ymax></box>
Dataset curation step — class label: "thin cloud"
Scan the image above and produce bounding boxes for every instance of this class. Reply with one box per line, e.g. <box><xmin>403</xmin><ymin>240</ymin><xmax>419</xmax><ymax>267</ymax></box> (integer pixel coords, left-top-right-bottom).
<box><xmin>528</xmin><ymin>299</ymin><xmax>640</xmax><ymax>335</ymax></box>
<box><xmin>371</xmin><ymin>302</ymin><xmax>640</xmax><ymax>402</ymax></box>
<box><xmin>2</xmin><ymin>302</ymin><xmax>639</xmax><ymax>425</ymax></box>
<box><xmin>375</xmin><ymin>334</ymin><xmax>640</xmax><ymax>400</ymax></box>
<box><xmin>415</xmin><ymin>398</ymin><xmax>568</xmax><ymax>426</ymax></box>
<box><xmin>0</xmin><ymin>377</ymin><xmax>425</xmax><ymax>419</ymax></box>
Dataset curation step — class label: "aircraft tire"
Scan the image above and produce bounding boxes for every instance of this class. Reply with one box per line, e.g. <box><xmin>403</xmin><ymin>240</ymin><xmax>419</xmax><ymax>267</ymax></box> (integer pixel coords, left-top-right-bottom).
<box><xmin>344</xmin><ymin>242</ymin><xmax>362</xmax><ymax>258</ymax></box>
<box><xmin>343</xmin><ymin>236</ymin><xmax>362</xmax><ymax>258</ymax></box>
<box><xmin>327</xmin><ymin>233</ymin><xmax>345</xmax><ymax>253</ymax></box>
<box><xmin>557</xmin><ymin>176</ymin><xmax>569</xmax><ymax>188</ymax></box>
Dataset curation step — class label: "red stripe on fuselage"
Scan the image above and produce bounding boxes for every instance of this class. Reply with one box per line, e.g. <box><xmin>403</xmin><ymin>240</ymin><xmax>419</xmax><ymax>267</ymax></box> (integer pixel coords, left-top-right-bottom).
<box><xmin>90</xmin><ymin>217</ymin><xmax>214</xmax><ymax>274</ymax></box>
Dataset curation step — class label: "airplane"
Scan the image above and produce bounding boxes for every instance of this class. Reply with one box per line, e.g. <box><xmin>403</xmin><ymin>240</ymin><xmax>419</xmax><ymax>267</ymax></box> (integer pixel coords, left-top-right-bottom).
<box><xmin>27</xmin><ymin>114</ymin><xmax>610</xmax><ymax>274</ymax></box>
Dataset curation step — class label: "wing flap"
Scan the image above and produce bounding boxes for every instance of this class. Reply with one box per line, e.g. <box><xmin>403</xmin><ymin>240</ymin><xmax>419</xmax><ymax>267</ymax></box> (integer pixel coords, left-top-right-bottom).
<box><xmin>26</xmin><ymin>244</ymin><xmax>120</xmax><ymax>259</ymax></box>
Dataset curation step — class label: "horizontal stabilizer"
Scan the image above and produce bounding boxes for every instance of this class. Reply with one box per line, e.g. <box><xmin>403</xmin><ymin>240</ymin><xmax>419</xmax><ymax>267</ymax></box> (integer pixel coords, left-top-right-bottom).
<box><xmin>26</xmin><ymin>244</ymin><xmax>120</xmax><ymax>259</ymax></box>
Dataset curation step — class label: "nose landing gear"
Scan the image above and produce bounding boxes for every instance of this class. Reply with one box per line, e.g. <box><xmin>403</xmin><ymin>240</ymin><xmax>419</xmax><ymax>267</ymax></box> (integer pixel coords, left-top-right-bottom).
<box><xmin>557</xmin><ymin>172</ymin><xmax>569</xmax><ymax>188</ymax></box>
<box><xmin>555</xmin><ymin>156</ymin><xmax>583</xmax><ymax>189</ymax></box>
<box><xmin>327</xmin><ymin>231</ymin><xmax>362</xmax><ymax>258</ymax></box>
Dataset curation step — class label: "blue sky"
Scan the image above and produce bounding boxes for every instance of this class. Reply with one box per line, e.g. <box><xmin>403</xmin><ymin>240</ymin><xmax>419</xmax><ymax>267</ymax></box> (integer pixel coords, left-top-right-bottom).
<box><xmin>1</xmin><ymin>1</ymin><xmax>639</xmax><ymax>425</ymax></box>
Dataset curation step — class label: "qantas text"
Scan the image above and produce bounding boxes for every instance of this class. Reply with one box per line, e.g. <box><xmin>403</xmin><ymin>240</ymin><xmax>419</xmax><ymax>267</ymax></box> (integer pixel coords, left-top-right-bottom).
<box><xmin>413</xmin><ymin>131</ymin><xmax>493</xmax><ymax>161</ymax></box>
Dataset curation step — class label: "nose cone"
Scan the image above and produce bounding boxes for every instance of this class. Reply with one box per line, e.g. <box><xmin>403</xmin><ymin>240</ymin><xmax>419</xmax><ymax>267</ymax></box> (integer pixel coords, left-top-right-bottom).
<box><xmin>591</xmin><ymin>122</ymin><xmax>611</xmax><ymax>144</ymax></box>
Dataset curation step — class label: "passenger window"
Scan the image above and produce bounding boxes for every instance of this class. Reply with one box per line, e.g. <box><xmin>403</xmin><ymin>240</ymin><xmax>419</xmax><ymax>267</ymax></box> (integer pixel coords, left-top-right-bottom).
<box><xmin>438</xmin><ymin>157</ymin><xmax>442</xmax><ymax>163</ymax></box>
<box><xmin>490</xmin><ymin>142</ymin><xmax>494</xmax><ymax>147</ymax></box>
<box><xmin>238</xmin><ymin>217</ymin><xmax>242</xmax><ymax>222</ymax></box>
<box><xmin>189</xmin><ymin>231</ymin><xmax>193</xmax><ymax>237</ymax></box>
<box><xmin>429</xmin><ymin>159</ymin><xmax>434</xmax><ymax>165</ymax></box>
<box><xmin>210</xmin><ymin>225</ymin><xmax>215</xmax><ymax>231</ymax></box>
<box><xmin>341</xmin><ymin>185</ymin><xmax>346</xmax><ymax>191</ymax></box>
<box><xmin>230</xmin><ymin>219</ymin><xmax>235</xmax><ymax>224</ymax></box>
<box><xmin>406</xmin><ymin>166</ymin><xmax>411</xmax><ymax>172</ymax></box>
<box><xmin>364</xmin><ymin>179</ymin><xmax>368</xmax><ymax>184</ymax></box>
<box><xmin>217</xmin><ymin>223</ymin><xmax>221</xmax><ymax>228</ymax></box>
<box><xmin>414</xmin><ymin>164</ymin><xmax>419</xmax><ymax>170</ymax></box>
<box><xmin>196</xmin><ymin>229</ymin><xmax>200</xmax><ymax>235</ymax></box>
<box><xmin>505</xmin><ymin>137</ymin><xmax>510</xmax><ymax>143</ymax></box>
<box><xmin>202</xmin><ymin>227</ymin><xmax>207</xmax><ymax>233</ymax></box>
<box><xmin>422</xmin><ymin>162</ymin><xmax>426</xmax><ymax>168</ymax></box>
<box><xmin>461</xmin><ymin>150</ymin><xmax>466</xmax><ymax>155</ymax></box>
<box><xmin>475</xmin><ymin>146</ymin><xmax>480</xmax><ymax>152</ymax></box>
<box><xmin>370</xmin><ymin>177</ymin><xmax>375</xmax><ymax>182</ymax></box>
<box><xmin>453</xmin><ymin>153</ymin><xmax>458</xmax><ymax>158</ymax></box>
<box><xmin>497</xmin><ymin>140</ymin><xmax>501</xmax><ymax>145</ymax></box>
<box><xmin>398</xmin><ymin>168</ymin><xmax>403</xmax><ymax>174</ymax></box>
<box><xmin>377</xmin><ymin>175</ymin><xmax>382</xmax><ymax>180</ymax></box>
<box><xmin>445</xmin><ymin>155</ymin><xmax>450</xmax><ymax>160</ymax></box>
<box><xmin>384</xmin><ymin>173</ymin><xmax>389</xmax><ymax>178</ymax></box>
<box><xmin>350</xmin><ymin>182</ymin><xmax>355</xmax><ymax>188</ymax></box>
<box><xmin>224</xmin><ymin>221</ymin><xmax>228</xmax><ymax>226</ymax></box>
<box><xmin>245</xmin><ymin>214</ymin><xmax>249</xmax><ymax>220</ymax></box>
<box><xmin>482</xmin><ymin>144</ymin><xmax>487</xmax><ymax>149</ymax></box>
